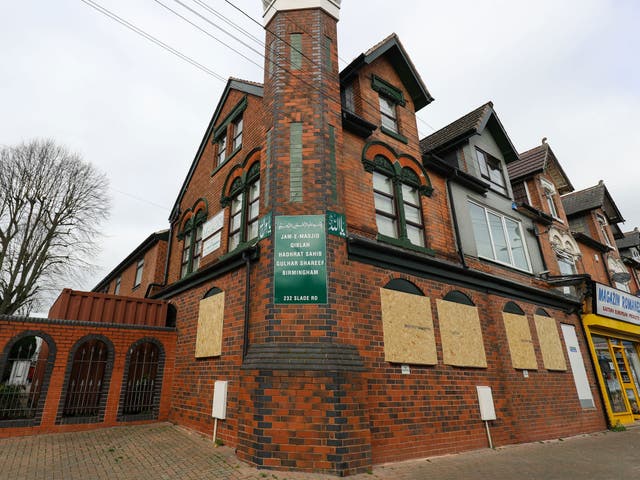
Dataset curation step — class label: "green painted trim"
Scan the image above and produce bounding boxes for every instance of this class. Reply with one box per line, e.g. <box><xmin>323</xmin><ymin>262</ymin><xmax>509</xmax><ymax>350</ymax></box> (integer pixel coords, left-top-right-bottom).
<box><xmin>212</xmin><ymin>96</ymin><xmax>248</xmax><ymax>140</ymax></box>
<box><xmin>328</xmin><ymin>125</ymin><xmax>337</xmax><ymax>203</ymax></box>
<box><xmin>290</xmin><ymin>122</ymin><xmax>303</xmax><ymax>202</ymax></box>
<box><xmin>381</xmin><ymin>126</ymin><xmax>408</xmax><ymax>144</ymax></box>
<box><xmin>290</xmin><ymin>33</ymin><xmax>302</xmax><ymax>70</ymax></box>
<box><xmin>371</xmin><ymin>74</ymin><xmax>406</xmax><ymax>106</ymax></box>
<box><xmin>376</xmin><ymin>233</ymin><xmax>435</xmax><ymax>255</ymax></box>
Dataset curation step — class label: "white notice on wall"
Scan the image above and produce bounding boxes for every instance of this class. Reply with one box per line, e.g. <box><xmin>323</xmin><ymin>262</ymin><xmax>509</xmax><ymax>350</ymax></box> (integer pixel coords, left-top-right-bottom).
<box><xmin>202</xmin><ymin>211</ymin><xmax>224</xmax><ymax>257</ymax></box>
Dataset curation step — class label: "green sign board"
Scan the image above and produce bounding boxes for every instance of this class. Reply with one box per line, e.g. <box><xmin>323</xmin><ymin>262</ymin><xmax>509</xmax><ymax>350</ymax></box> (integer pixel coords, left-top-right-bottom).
<box><xmin>274</xmin><ymin>215</ymin><xmax>327</xmax><ymax>304</ymax></box>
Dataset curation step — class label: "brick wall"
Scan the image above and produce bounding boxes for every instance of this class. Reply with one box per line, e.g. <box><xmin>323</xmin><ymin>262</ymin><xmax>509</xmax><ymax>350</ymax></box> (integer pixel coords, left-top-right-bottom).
<box><xmin>0</xmin><ymin>316</ymin><xmax>176</xmax><ymax>438</ymax></box>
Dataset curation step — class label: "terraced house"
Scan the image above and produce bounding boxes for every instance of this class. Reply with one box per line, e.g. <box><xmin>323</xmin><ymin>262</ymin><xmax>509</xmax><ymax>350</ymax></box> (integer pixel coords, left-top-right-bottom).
<box><xmin>5</xmin><ymin>0</ymin><xmax>640</xmax><ymax>476</ymax></box>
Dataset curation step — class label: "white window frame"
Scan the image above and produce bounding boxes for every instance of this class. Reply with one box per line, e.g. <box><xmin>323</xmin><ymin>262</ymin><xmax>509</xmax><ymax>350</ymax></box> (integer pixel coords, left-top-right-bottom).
<box><xmin>523</xmin><ymin>181</ymin><xmax>532</xmax><ymax>205</ymax></box>
<box><xmin>469</xmin><ymin>201</ymin><xmax>532</xmax><ymax>272</ymax></box>
<box><xmin>541</xmin><ymin>179</ymin><xmax>560</xmax><ymax>220</ymax></box>
<box><xmin>597</xmin><ymin>213</ymin><xmax>613</xmax><ymax>247</ymax></box>
<box><xmin>134</xmin><ymin>258</ymin><xmax>144</xmax><ymax>287</ymax></box>
<box><xmin>379</xmin><ymin>96</ymin><xmax>398</xmax><ymax>133</ymax></box>
<box><xmin>475</xmin><ymin>149</ymin><xmax>507</xmax><ymax>196</ymax></box>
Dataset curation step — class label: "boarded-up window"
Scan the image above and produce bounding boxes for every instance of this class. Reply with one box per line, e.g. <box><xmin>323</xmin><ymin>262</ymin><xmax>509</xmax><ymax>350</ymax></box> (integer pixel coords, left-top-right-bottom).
<box><xmin>379</xmin><ymin>288</ymin><xmax>436</xmax><ymax>365</ymax></box>
<box><xmin>534</xmin><ymin>314</ymin><xmax>567</xmax><ymax>371</ymax></box>
<box><xmin>502</xmin><ymin>312</ymin><xmax>537</xmax><ymax>370</ymax></box>
<box><xmin>436</xmin><ymin>299</ymin><xmax>487</xmax><ymax>368</ymax></box>
<box><xmin>195</xmin><ymin>291</ymin><xmax>225</xmax><ymax>358</ymax></box>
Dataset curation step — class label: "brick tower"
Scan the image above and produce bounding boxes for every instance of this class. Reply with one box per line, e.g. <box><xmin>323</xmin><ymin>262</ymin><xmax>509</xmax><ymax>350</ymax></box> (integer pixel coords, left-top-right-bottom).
<box><xmin>236</xmin><ymin>0</ymin><xmax>372</xmax><ymax>475</ymax></box>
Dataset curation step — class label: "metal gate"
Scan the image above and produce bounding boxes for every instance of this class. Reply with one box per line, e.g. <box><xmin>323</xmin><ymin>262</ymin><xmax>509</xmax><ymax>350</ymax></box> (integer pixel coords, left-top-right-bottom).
<box><xmin>0</xmin><ymin>336</ymin><xmax>46</xmax><ymax>421</ymax></box>
<box><xmin>62</xmin><ymin>339</ymin><xmax>108</xmax><ymax>419</ymax></box>
<box><xmin>121</xmin><ymin>342</ymin><xmax>159</xmax><ymax>417</ymax></box>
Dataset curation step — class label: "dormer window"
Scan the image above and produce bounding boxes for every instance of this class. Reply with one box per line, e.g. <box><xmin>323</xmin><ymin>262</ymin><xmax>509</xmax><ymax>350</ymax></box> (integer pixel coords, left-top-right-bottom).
<box><xmin>341</xmin><ymin>83</ymin><xmax>355</xmax><ymax>113</ymax></box>
<box><xmin>379</xmin><ymin>96</ymin><xmax>398</xmax><ymax>133</ymax></box>
<box><xmin>597</xmin><ymin>213</ymin><xmax>613</xmax><ymax>247</ymax></box>
<box><xmin>475</xmin><ymin>149</ymin><xmax>507</xmax><ymax>196</ymax></box>
<box><xmin>541</xmin><ymin>179</ymin><xmax>560</xmax><ymax>219</ymax></box>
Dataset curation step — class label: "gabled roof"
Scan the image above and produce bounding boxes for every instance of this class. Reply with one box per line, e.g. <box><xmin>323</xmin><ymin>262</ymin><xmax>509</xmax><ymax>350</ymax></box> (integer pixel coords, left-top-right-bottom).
<box><xmin>617</xmin><ymin>228</ymin><xmax>640</xmax><ymax>250</ymax></box>
<box><xmin>420</xmin><ymin>102</ymin><xmax>519</xmax><ymax>163</ymax></box>
<box><xmin>508</xmin><ymin>141</ymin><xmax>574</xmax><ymax>194</ymax></box>
<box><xmin>169</xmin><ymin>78</ymin><xmax>264</xmax><ymax>222</ymax></box>
<box><xmin>340</xmin><ymin>33</ymin><xmax>433</xmax><ymax>111</ymax></box>
<box><xmin>561</xmin><ymin>180</ymin><xmax>625</xmax><ymax>223</ymax></box>
<box><xmin>93</xmin><ymin>229</ymin><xmax>170</xmax><ymax>292</ymax></box>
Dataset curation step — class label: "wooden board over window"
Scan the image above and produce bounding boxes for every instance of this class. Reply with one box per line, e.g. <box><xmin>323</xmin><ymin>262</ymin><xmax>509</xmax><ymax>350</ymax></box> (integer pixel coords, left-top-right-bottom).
<box><xmin>502</xmin><ymin>313</ymin><xmax>537</xmax><ymax>370</ymax></box>
<box><xmin>534</xmin><ymin>315</ymin><xmax>567</xmax><ymax>371</ymax></box>
<box><xmin>380</xmin><ymin>288</ymin><xmax>436</xmax><ymax>365</ymax></box>
<box><xmin>195</xmin><ymin>292</ymin><xmax>225</xmax><ymax>358</ymax></box>
<box><xmin>436</xmin><ymin>299</ymin><xmax>487</xmax><ymax>368</ymax></box>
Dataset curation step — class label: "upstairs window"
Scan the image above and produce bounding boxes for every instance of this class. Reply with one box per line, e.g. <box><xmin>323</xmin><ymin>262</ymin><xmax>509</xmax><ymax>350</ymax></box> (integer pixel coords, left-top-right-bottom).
<box><xmin>232</xmin><ymin>116</ymin><xmax>243</xmax><ymax>151</ymax></box>
<box><xmin>379</xmin><ymin>96</ymin><xmax>398</xmax><ymax>133</ymax></box>
<box><xmin>179</xmin><ymin>204</ymin><xmax>207</xmax><ymax>278</ymax></box>
<box><xmin>227</xmin><ymin>163</ymin><xmax>260</xmax><ymax>252</ymax></box>
<box><xmin>632</xmin><ymin>248</ymin><xmax>640</xmax><ymax>261</ymax></box>
<box><xmin>469</xmin><ymin>201</ymin><xmax>531</xmax><ymax>272</ymax></box>
<box><xmin>372</xmin><ymin>160</ymin><xmax>426</xmax><ymax>248</ymax></box>
<box><xmin>476</xmin><ymin>149</ymin><xmax>507</xmax><ymax>196</ymax></box>
<box><xmin>371</xmin><ymin>75</ymin><xmax>406</xmax><ymax>142</ymax></box>
<box><xmin>134</xmin><ymin>259</ymin><xmax>144</xmax><ymax>287</ymax></box>
<box><xmin>114</xmin><ymin>276</ymin><xmax>121</xmax><ymax>295</ymax></box>
<box><xmin>541</xmin><ymin>179</ymin><xmax>559</xmax><ymax>219</ymax></box>
<box><xmin>597</xmin><ymin>213</ymin><xmax>613</xmax><ymax>247</ymax></box>
<box><xmin>216</xmin><ymin>134</ymin><xmax>227</xmax><ymax>166</ymax></box>
<box><xmin>341</xmin><ymin>83</ymin><xmax>355</xmax><ymax>113</ymax></box>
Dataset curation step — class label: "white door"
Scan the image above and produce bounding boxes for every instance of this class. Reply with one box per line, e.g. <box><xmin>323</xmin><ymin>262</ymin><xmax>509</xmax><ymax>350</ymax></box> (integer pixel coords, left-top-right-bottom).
<box><xmin>561</xmin><ymin>324</ymin><xmax>595</xmax><ymax>408</ymax></box>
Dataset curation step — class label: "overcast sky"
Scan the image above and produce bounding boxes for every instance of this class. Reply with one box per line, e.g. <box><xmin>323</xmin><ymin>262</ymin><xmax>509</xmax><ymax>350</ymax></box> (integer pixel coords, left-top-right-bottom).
<box><xmin>1</xmin><ymin>0</ymin><xmax>638</xmax><ymax>310</ymax></box>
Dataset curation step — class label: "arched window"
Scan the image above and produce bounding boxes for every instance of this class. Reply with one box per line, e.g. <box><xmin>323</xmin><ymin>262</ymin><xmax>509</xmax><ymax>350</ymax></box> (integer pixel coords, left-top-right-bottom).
<box><xmin>503</xmin><ymin>301</ymin><xmax>525</xmax><ymax>315</ymax></box>
<box><xmin>227</xmin><ymin>162</ymin><xmax>260</xmax><ymax>251</ymax></box>
<box><xmin>1</xmin><ymin>333</ymin><xmax>55</xmax><ymax>426</ymax></box>
<box><xmin>119</xmin><ymin>339</ymin><xmax>164</xmax><ymax>421</ymax></box>
<box><xmin>373</xmin><ymin>157</ymin><xmax>426</xmax><ymax>247</ymax></box>
<box><xmin>59</xmin><ymin>336</ymin><xmax>113</xmax><ymax>424</ymax></box>
<box><xmin>383</xmin><ymin>278</ymin><xmax>423</xmax><ymax>296</ymax></box>
<box><xmin>179</xmin><ymin>200</ymin><xmax>208</xmax><ymax>278</ymax></box>
<box><xmin>443</xmin><ymin>290</ymin><xmax>474</xmax><ymax>306</ymax></box>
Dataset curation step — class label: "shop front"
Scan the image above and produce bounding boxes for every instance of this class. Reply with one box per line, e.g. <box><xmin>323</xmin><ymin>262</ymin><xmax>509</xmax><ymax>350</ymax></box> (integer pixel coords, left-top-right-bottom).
<box><xmin>583</xmin><ymin>282</ymin><xmax>640</xmax><ymax>426</ymax></box>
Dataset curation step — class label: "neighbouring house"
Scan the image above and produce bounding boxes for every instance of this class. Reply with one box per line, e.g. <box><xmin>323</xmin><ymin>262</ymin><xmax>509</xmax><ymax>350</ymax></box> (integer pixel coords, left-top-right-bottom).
<box><xmin>93</xmin><ymin>230</ymin><xmax>169</xmax><ymax>298</ymax></box>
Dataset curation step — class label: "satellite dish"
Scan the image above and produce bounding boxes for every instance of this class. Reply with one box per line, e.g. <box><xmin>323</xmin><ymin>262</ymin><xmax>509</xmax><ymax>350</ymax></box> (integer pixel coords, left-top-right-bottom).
<box><xmin>611</xmin><ymin>272</ymin><xmax>631</xmax><ymax>283</ymax></box>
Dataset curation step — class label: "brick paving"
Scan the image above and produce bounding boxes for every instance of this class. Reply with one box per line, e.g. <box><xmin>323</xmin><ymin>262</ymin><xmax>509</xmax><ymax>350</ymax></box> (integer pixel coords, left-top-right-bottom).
<box><xmin>2</xmin><ymin>423</ymin><xmax>640</xmax><ymax>480</ymax></box>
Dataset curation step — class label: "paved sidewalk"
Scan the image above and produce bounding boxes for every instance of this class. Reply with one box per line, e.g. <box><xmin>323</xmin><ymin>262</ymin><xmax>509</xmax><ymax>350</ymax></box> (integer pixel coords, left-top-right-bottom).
<box><xmin>2</xmin><ymin>423</ymin><xmax>640</xmax><ymax>479</ymax></box>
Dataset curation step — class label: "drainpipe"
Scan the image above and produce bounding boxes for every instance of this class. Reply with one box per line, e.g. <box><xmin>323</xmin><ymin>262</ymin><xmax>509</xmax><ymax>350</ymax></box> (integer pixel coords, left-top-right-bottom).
<box><xmin>241</xmin><ymin>250</ymin><xmax>252</xmax><ymax>359</ymax></box>
<box><xmin>446</xmin><ymin>175</ymin><xmax>467</xmax><ymax>269</ymax></box>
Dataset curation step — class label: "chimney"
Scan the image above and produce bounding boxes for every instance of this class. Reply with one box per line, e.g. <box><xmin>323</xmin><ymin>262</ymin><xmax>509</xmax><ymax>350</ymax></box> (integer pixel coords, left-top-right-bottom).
<box><xmin>262</xmin><ymin>0</ymin><xmax>341</xmax><ymax>25</ymax></box>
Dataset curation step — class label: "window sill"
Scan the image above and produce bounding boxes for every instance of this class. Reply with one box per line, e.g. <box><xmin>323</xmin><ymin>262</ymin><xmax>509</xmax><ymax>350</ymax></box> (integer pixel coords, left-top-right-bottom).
<box><xmin>476</xmin><ymin>254</ymin><xmax>532</xmax><ymax>275</ymax></box>
<box><xmin>376</xmin><ymin>233</ymin><xmax>435</xmax><ymax>255</ymax></box>
<box><xmin>380</xmin><ymin>126</ymin><xmax>408</xmax><ymax>144</ymax></box>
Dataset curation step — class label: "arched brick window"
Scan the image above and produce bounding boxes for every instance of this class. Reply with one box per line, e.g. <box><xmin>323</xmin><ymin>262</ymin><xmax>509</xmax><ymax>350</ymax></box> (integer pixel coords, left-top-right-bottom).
<box><xmin>118</xmin><ymin>338</ymin><xmax>165</xmax><ymax>422</ymax></box>
<box><xmin>0</xmin><ymin>332</ymin><xmax>55</xmax><ymax>427</ymax></box>
<box><xmin>57</xmin><ymin>335</ymin><xmax>114</xmax><ymax>424</ymax></box>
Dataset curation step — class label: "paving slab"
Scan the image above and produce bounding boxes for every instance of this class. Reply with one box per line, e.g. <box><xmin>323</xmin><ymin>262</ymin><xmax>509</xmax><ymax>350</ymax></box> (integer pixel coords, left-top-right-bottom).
<box><xmin>1</xmin><ymin>423</ymin><xmax>639</xmax><ymax>480</ymax></box>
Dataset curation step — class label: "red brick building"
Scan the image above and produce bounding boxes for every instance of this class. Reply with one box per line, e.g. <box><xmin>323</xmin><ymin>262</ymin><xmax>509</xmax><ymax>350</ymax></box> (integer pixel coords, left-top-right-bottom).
<box><xmin>2</xmin><ymin>0</ymin><xmax>622</xmax><ymax>476</ymax></box>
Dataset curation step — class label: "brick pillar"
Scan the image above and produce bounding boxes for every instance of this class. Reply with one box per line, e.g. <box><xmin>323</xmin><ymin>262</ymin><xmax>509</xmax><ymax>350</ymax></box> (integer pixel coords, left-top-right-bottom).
<box><xmin>237</xmin><ymin>1</ymin><xmax>372</xmax><ymax>475</ymax></box>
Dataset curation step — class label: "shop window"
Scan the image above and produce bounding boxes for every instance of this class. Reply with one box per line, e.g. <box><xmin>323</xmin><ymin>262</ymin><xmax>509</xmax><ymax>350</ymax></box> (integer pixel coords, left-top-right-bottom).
<box><xmin>475</xmin><ymin>149</ymin><xmax>507</xmax><ymax>196</ymax></box>
<box><xmin>118</xmin><ymin>339</ymin><xmax>164</xmax><ymax>422</ymax></box>
<box><xmin>468</xmin><ymin>201</ymin><xmax>531</xmax><ymax>272</ymax></box>
<box><xmin>1</xmin><ymin>333</ymin><xmax>55</xmax><ymax>427</ymax></box>
<box><xmin>58</xmin><ymin>336</ymin><xmax>113</xmax><ymax>424</ymax></box>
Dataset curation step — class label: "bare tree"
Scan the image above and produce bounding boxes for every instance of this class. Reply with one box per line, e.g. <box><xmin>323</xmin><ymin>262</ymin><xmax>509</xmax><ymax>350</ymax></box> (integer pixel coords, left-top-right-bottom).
<box><xmin>0</xmin><ymin>139</ymin><xmax>110</xmax><ymax>315</ymax></box>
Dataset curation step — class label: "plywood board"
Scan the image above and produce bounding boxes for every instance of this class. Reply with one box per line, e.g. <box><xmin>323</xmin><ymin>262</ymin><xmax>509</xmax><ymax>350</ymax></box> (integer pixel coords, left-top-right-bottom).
<box><xmin>436</xmin><ymin>299</ymin><xmax>487</xmax><ymax>368</ymax></box>
<box><xmin>195</xmin><ymin>292</ymin><xmax>225</xmax><ymax>358</ymax></box>
<box><xmin>379</xmin><ymin>288</ymin><xmax>437</xmax><ymax>365</ymax></box>
<box><xmin>502</xmin><ymin>313</ymin><xmax>537</xmax><ymax>370</ymax></box>
<box><xmin>534</xmin><ymin>315</ymin><xmax>567</xmax><ymax>371</ymax></box>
